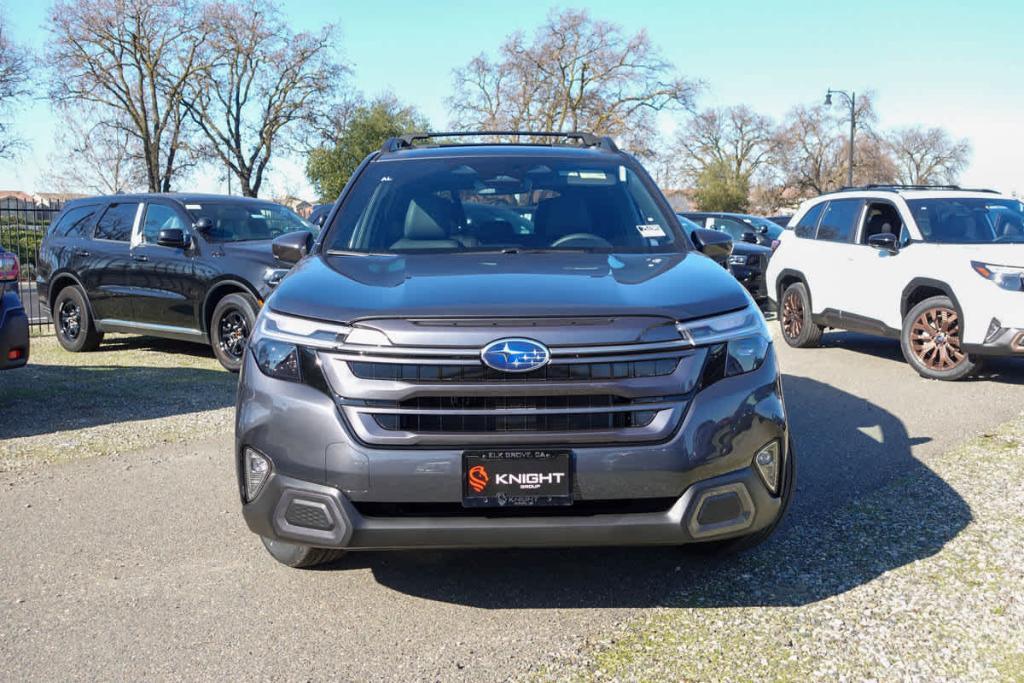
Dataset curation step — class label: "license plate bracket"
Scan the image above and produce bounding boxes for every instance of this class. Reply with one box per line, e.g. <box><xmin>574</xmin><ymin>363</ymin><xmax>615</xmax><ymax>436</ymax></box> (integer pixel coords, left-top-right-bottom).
<box><xmin>462</xmin><ymin>449</ymin><xmax>573</xmax><ymax>508</ymax></box>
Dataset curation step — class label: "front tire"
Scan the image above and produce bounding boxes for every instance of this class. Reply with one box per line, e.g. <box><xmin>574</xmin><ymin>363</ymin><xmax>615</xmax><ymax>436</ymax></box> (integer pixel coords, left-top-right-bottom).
<box><xmin>779</xmin><ymin>282</ymin><xmax>822</xmax><ymax>348</ymax></box>
<box><xmin>260</xmin><ymin>536</ymin><xmax>346</xmax><ymax>569</ymax></box>
<box><xmin>210</xmin><ymin>293</ymin><xmax>258</xmax><ymax>372</ymax></box>
<box><xmin>53</xmin><ymin>285</ymin><xmax>104</xmax><ymax>352</ymax></box>
<box><xmin>901</xmin><ymin>295</ymin><xmax>981</xmax><ymax>381</ymax></box>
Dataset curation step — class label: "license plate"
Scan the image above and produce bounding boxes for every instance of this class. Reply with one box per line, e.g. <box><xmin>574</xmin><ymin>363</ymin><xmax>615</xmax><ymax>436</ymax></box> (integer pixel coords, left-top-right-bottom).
<box><xmin>462</xmin><ymin>449</ymin><xmax>573</xmax><ymax>507</ymax></box>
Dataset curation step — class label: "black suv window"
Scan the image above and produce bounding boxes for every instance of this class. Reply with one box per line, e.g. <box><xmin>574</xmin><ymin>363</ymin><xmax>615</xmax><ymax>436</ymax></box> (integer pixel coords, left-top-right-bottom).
<box><xmin>794</xmin><ymin>203</ymin><xmax>825</xmax><ymax>238</ymax></box>
<box><xmin>94</xmin><ymin>202</ymin><xmax>139</xmax><ymax>242</ymax></box>
<box><xmin>325</xmin><ymin>156</ymin><xmax>679</xmax><ymax>254</ymax></box>
<box><xmin>817</xmin><ymin>199</ymin><xmax>862</xmax><ymax>242</ymax></box>
<box><xmin>141</xmin><ymin>204</ymin><xmax>188</xmax><ymax>244</ymax></box>
<box><xmin>50</xmin><ymin>204</ymin><xmax>99</xmax><ymax>238</ymax></box>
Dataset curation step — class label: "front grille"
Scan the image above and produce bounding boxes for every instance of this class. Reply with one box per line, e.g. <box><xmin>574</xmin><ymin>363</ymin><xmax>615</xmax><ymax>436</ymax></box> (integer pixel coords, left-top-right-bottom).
<box><xmin>348</xmin><ymin>357</ymin><xmax>679</xmax><ymax>383</ymax></box>
<box><xmin>373</xmin><ymin>409</ymin><xmax>658</xmax><ymax>433</ymax></box>
<box><xmin>352</xmin><ymin>498</ymin><xmax>677</xmax><ymax>517</ymax></box>
<box><xmin>321</xmin><ymin>324</ymin><xmax>699</xmax><ymax>447</ymax></box>
<box><xmin>366</xmin><ymin>394</ymin><xmax>667</xmax><ymax>433</ymax></box>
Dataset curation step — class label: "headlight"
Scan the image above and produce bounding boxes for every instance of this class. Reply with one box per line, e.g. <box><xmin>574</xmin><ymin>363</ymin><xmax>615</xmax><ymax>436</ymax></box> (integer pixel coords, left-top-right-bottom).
<box><xmin>728</xmin><ymin>254</ymin><xmax>749</xmax><ymax>266</ymax></box>
<box><xmin>677</xmin><ymin>305</ymin><xmax>772</xmax><ymax>384</ymax></box>
<box><xmin>249</xmin><ymin>309</ymin><xmax>342</xmax><ymax>393</ymax></box>
<box><xmin>972</xmin><ymin>261</ymin><xmax>1023</xmax><ymax>291</ymax></box>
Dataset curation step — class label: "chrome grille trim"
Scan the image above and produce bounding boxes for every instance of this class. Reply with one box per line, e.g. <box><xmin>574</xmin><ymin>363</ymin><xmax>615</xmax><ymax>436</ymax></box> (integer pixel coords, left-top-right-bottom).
<box><xmin>331</xmin><ymin>337</ymin><xmax>693</xmax><ymax>362</ymax></box>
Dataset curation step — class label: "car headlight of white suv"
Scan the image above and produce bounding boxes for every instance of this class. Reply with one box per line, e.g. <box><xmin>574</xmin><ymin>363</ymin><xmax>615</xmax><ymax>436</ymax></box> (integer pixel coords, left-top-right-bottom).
<box><xmin>972</xmin><ymin>261</ymin><xmax>1024</xmax><ymax>291</ymax></box>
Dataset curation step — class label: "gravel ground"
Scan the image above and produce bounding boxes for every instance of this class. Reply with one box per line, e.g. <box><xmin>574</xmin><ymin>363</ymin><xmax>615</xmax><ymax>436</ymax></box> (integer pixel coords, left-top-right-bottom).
<box><xmin>0</xmin><ymin>335</ymin><xmax>235</xmax><ymax>470</ymax></box>
<box><xmin>542</xmin><ymin>414</ymin><xmax>1024</xmax><ymax>682</ymax></box>
<box><xmin>2</xmin><ymin>329</ymin><xmax>1023</xmax><ymax>680</ymax></box>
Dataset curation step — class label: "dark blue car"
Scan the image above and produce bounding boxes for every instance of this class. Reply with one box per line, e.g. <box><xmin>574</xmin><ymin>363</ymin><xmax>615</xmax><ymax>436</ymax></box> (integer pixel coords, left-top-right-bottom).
<box><xmin>0</xmin><ymin>247</ymin><xmax>28</xmax><ymax>370</ymax></box>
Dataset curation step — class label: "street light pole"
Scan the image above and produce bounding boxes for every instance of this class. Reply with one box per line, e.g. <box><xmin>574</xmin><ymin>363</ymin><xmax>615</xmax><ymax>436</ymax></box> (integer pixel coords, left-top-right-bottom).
<box><xmin>825</xmin><ymin>88</ymin><xmax>856</xmax><ymax>187</ymax></box>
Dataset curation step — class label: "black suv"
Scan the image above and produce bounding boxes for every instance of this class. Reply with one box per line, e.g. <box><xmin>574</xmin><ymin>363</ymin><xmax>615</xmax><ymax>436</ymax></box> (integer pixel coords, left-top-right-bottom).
<box><xmin>38</xmin><ymin>194</ymin><xmax>316</xmax><ymax>370</ymax></box>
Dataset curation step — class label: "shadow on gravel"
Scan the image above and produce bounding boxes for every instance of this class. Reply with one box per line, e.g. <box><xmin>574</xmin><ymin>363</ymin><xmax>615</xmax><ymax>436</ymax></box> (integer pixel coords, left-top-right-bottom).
<box><xmin>0</xmin><ymin>356</ymin><xmax>235</xmax><ymax>440</ymax></box>
<box><xmin>820</xmin><ymin>331</ymin><xmax>1024</xmax><ymax>384</ymax></box>
<box><xmin>340</xmin><ymin>375</ymin><xmax>971</xmax><ymax>609</ymax></box>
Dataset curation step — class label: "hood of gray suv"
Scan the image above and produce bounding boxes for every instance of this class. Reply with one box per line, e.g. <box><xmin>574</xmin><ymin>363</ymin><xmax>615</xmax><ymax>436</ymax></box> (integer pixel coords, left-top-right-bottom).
<box><xmin>268</xmin><ymin>251</ymin><xmax>751</xmax><ymax>323</ymax></box>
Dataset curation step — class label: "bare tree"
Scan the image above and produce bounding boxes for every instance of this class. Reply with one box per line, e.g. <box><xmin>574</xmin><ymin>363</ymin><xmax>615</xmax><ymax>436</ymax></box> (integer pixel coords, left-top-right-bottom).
<box><xmin>886</xmin><ymin>126</ymin><xmax>970</xmax><ymax>185</ymax></box>
<box><xmin>673</xmin><ymin>105</ymin><xmax>781</xmax><ymax>187</ymax></box>
<box><xmin>0</xmin><ymin>13</ymin><xmax>30</xmax><ymax>159</ymax></box>
<box><xmin>45</xmin><ymin>106</ymin><xmax>146</xmax><ymax>194</ymax></box>
<box><xmin>47</xmin><ymin>0</ymin><xmax>209</xmax><ymax>192</ymax></box>
<box><xmin>778</xmin><ymin>95</ymin><xmax>894</xmax><ymax>195</ymax></box>
<box><xmin>184</xmin><ymin>1</ymin><xmax>346</xmax><ymax>197</ymax></box>
<box><xmin>447</xmin><ymin>8</ymin><xmax>697</xmax><ymax>153</ymax></box>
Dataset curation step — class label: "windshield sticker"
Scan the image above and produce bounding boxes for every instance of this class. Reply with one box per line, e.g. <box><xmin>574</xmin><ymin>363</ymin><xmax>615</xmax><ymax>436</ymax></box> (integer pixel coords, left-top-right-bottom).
<box><xmin>637</xmin><ymin>224</ymin><xmax>666</xmax><ymax>238</ymax></box>
<box><xmin>185</xmin><ymin>204</ymin><xmax>202</xmax><ymax>210</ymax></box>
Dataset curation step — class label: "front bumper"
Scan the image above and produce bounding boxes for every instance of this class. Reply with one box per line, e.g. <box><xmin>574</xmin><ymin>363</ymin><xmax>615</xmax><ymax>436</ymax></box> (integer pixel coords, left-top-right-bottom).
<box><xmin>0</xmin><ymin>291</ymin><xmax>29</xmax><ymax>370</ymax></box>
<box><xmin>237</xmin><ymin>345</ymin><xmax>788</xmax><ymax>549</ymax></box>
<box><xmin>241</xmin><ymin>464</ymin><xmax>782</xmax><ymax>550</ymax></box>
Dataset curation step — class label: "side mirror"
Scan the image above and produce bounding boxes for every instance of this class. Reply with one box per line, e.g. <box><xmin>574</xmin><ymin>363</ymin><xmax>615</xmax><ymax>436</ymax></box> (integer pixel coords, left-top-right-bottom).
<box><xmin>156</xmin><ymin>228</ymin><xmax>190</xmax><ymax>249</ymax></box>
<box><xmin>868</xmin><ymin>232</ymin><xmax>899</xmax><ymax>253</ymax></box>
<box><xmin>691</xmin><ymin>228</ymin><xmax>733</xmax><ymax>265</ymax></box>
<box><xmin>193</xmin><ymin>216</ymin><xmax>214</xmax><ymax>232</ymax></box>
<box><xmin>756</xmin><ymin>225</ymin><xmax>769</xmax><ymax>235</ymax></box>
<box><xmin>741</xmin><ymin>231</ymin><xmax>758</xmax><ymax>244</ymax></box>
<box><xmin>314</xmin><ymin>213</ymin><xmax>327</xmax><ymax>227</ymax></box>
<box><xmin>272</xmin><ymin>230</ymin><xmax>313</xmax><ymax>264</ymax></box>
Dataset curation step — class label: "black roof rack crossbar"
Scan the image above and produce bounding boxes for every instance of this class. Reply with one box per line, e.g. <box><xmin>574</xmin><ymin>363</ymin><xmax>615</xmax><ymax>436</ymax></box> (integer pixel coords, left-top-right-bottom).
<box><xmin>380</xmin><ymin>131</ymin><xmax>619</xmax><ymax>154</ymax></box>
<box><xmin>834</xmin><ymin>184</ymin><xmax>1000</xmax><ymax>194</ymax></box>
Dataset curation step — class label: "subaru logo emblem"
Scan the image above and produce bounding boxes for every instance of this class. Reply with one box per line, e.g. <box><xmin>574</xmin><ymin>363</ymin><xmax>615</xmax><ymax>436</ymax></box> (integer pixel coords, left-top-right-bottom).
<box><xmin>481</xmin><ymin>338</ymin><xmax>551</xmax><ymax>373</ymax></box>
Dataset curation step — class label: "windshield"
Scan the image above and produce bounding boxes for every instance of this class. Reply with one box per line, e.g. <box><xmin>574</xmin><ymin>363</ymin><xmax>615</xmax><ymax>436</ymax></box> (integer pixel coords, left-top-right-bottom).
<box><xmin>187</xmin><ymin>202</ymin><xmax>317</xmax><ymax>243</ymax></box>
<box><xmin>907</xmin><ymin>198</ymin><xmax>1024</xmax><ymax>244</ymax></box>
<box><xmin>323</xmin><ymin>156</ymin><xmax>682</xmax><ymax>254</ymax></box>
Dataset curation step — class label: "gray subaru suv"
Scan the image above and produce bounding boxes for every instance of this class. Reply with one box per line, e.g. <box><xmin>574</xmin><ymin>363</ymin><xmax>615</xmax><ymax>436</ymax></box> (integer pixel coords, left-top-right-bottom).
<box><xmin>236</xmin><ymin>132</ymin><xmax>793</xmax><ymax>568</ymax></box>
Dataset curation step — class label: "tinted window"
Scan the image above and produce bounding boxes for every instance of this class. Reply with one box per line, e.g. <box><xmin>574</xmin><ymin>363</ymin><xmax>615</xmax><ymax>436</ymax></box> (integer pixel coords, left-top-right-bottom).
<box><xmin>94</xmin><ymin>203</ymin><xmax>139</xmax><ymax>242</ymax></box>
<box><xmin>325</xmin><ymin>157</ymin><xmax>680</xmax><ymax>254</ymax></box>
<box><xmin>710</xmin><ymin>217</ymin><xmax>752</xmax><ymax>240</ymax></box>
<box><xmin>816</xmin><ymin>199</ymin><xmax>861</xmax><ymax>242</ymax></box>
<box><xmin>186</xmin><ymin>202</ymin><xmax>315</xmax><ymax>243</ymax></box>
<box><xmin>142</xmin><ymin>204</ymin><xmax>188</xmax><ymax>244</ymax></box>
<box><xmin>794</xmin><ymin>203</ymin><xmax>825</xmax><ymax>238</ymax></box>
<box><xmin>50</xmin><ymin>205</ymin><xmax>99</xmax><ymax>238</ymax></box>
<box><xmin>907</xmin><ymin>198</ymin><xmax>1024</xmax><ymax>244</ymax></box>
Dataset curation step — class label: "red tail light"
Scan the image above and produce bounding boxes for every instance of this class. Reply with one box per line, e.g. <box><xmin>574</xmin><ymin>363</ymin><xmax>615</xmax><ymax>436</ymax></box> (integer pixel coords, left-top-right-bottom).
<box><xmin>0</xmin><ymin>252</ymin><xmax>18</xmax><ymax>282</ymax></box>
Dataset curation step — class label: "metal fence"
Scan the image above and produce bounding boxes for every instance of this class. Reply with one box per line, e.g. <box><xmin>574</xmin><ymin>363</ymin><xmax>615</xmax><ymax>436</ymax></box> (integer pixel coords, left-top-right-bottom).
<box><xmin>0</xmin><ymin>199</ymin><xmax>63</xmax><ymax>333</ymax></box>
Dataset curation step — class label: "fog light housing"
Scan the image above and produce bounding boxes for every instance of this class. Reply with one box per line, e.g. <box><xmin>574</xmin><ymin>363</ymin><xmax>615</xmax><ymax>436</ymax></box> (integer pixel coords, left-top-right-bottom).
<box><xmin>244</xmin><ymin>448</ymin><xmax>271</xmax><ymax>502</ymax></box>
<box><xmin>754</xmin><ymin>440</ymin><xmax>781</xmax><ymax>494</ymax></box>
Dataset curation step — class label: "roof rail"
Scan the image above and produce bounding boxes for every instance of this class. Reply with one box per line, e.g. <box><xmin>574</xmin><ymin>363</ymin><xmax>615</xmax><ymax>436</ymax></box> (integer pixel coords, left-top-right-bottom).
<box><xmin>380</xmin><ymin>131</ymin><xmax>620</xmax><ymax>154</ymax></box>
<box><xmin>833</xmin><ymin>184</ymin><xmax>1000</xmax><ymax>194</ymax></box>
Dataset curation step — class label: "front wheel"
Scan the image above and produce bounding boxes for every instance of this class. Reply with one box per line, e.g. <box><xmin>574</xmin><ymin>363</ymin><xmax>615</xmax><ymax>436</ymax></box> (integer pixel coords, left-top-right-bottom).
<box><xmin>210</xmin><ymin>293</ymin><xmax>258</xmax><ymax>372</ymax></box>
<box><xmin>260</xmin><ymin>536</ymin><xmax>346</xmax><ymax>569</ymax></box>
<box><xmin>900</xmin><ymin>295</ymin><xmax>982</xmax><ymax>381</ymax></box>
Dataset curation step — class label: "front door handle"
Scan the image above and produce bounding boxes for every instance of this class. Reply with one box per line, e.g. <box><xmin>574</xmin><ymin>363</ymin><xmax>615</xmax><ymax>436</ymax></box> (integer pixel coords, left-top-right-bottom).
<box><xmin>75</xmin><ymin>249</ymin><xmax>90</xmax><ymax>257</ymax></box>
<box><xmin>132</xmin><ymin>254</ymin><xmax>149</xmax><ymax>262</ymax></box>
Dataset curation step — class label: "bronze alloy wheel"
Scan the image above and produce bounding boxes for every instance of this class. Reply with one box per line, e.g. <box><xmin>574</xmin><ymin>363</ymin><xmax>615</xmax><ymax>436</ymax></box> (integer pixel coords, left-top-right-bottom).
<box><xmin>909</xmin><ymin>306</ymin><xmax>965</xmax><ymax>370</ymax></box>
<box><xmin>781</xmin><ymin>290</ymin><xmax>804</xmax><ymax>339</ymax></box>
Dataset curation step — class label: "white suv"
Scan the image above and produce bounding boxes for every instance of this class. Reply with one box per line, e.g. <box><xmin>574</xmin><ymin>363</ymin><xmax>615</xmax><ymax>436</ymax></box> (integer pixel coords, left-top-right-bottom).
<box><xmin>766</xmin><ymin>185</ymin><xmax>1024</xmax><ymax>380</ymax></box>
